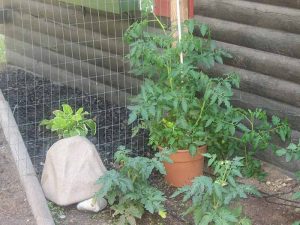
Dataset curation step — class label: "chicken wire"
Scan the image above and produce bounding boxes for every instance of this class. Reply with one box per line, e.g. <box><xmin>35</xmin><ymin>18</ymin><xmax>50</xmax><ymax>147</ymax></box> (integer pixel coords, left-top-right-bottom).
<box><xmin>0</xmin><ymin>0</ymin><xmax>168</xmax><ymax>175</ymax></box>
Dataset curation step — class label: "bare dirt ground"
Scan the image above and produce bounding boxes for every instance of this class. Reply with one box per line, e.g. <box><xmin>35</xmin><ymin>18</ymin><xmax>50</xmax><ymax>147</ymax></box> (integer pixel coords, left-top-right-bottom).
<box><xmin>54</xmin><ymin>162</ymin><xmax>300</xmax><ymax>225</ymax></box>
<box><xmin>0</xmin><ymin>128</ymin><xmax>36</xmax><ymax>225</ymax></box>
<box><xmin>239</xmin><ymin>162</ymin><xmax>300</xmax><ymax>225</ymax></box>
<box><xmin>1</xmin><ymin>123</ymin><xmax>299</xmax><ymax>225</ymax></box>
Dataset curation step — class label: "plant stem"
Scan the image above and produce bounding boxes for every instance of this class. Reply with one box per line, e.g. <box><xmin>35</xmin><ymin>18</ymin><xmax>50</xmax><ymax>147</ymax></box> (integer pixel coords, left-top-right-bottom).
<box><xmin>244</xmin><ymin>146</ymin><xmax>249</xmax><ymax>168</ymax></box>
<box><xmin>152</xmin><ymin>13</ymin><xmax>167</xmax><ymax>35</ymax></box>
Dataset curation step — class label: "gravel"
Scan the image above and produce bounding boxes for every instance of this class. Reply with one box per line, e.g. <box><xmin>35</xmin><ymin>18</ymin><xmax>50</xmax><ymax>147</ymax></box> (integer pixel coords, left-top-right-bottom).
<box><xmin>0</xmin><ymin>66</ymin><xmax>149</xmax><ymax>175</ymax></box>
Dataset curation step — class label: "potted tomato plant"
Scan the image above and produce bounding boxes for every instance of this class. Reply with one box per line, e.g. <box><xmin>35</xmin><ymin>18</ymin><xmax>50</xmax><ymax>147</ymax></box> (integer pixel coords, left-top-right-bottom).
<box><xmin>125</xmin><ymin>2</ymin><xmax>291</xmax><ymax>187</ymax></box>
<box><xmin>124</xmin><ymin>4</ymin><xmax>237</xmax><ymax>187</ymax></box>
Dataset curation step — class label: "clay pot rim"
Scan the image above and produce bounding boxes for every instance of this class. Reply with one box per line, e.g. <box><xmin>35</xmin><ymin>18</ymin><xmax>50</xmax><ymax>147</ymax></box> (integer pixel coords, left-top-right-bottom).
<box><xmin>158</xmin><ymin>145</ymin><xmax>207</xmax><ymax>153</ymax></box>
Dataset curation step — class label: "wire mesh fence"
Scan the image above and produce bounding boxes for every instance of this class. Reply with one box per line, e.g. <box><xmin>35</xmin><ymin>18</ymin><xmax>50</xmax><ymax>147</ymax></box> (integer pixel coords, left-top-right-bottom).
<box><xmin>0</xmin><ymin>0</ymin><xmax>163</xmax><ymax>176</ymax></box>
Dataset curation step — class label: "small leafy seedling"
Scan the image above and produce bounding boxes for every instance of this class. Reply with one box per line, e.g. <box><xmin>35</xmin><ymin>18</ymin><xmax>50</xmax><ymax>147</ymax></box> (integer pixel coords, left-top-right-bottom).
<box><xmin>95</xmin><ymin>146</ymin><xmax>167</xmax><ymax>225</ymax></box>
<box><xmin>172</xmin><ymin>154</ymin><xmax>260</xmax><ymax>225</ymax></box>
<box><xmin>40</xmin><ymin>104</ymin><xmax>96</xmax><ymax>138</ymax></box>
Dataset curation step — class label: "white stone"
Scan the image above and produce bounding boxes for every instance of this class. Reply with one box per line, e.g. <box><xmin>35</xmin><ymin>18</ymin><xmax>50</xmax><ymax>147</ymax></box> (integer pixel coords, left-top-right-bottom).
<box><xmin>77</xmin><ymin>197</ymin><xmax>107</xmax><ymax>213</ymax></box>
<box><xmin>41</xmin><ymin>136</ymin><xmax>107</xmax><ymax>206</ymax></box>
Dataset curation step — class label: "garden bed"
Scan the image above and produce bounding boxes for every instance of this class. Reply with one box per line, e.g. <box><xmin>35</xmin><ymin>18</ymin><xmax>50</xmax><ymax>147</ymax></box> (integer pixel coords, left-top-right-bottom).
<box><xmin>0</xmin><ymin>66</ymin><xmax>299</xmax><ymax>225</ymax></box>
<box><xmin>52</xmin><ymin>162</ymin><xmax>300</xmax><ymax>225</ymax></box>
<box><xmin>0</xmin><ymin>66</ymin><xmax>148</xmax><ymax>175</ymax></box>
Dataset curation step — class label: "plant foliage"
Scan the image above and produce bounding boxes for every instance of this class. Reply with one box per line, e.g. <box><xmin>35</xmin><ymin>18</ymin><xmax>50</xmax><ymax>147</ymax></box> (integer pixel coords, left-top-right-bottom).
<box><xmin>275</xmin><ymin>140</ymin><xmax>300</xmax><ymax>225</ymax></box>
<box><xmin>40</xmin><ymin>104</ymin><xmax>96</xmax><ymax>138</ymax></box>
<box><xmin>125</xmin><ymin>8</ymin><xmax>291</xmax><ymax>178</ymax></box>
<box><xmin>172</xmin><ymin>154</ymin><xmax>260</xmax><ymax>225</ymax></box>
<box><xmin>95</xmin><ymin>146</ymin><xmax>167</xmax><ymax>225</ymax></box>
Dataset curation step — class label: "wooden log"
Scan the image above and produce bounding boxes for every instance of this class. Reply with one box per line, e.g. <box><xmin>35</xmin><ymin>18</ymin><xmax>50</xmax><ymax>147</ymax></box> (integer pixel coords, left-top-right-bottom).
<box><xmin>216</xmin><ymin>41</ymin><xmax>300</xmax><ymax>85</ymax></box>
<box><xmin>5</xmin><ymin>50</ymin><xmax>130</xmax><ymax>106</ymax></box>
<box><xmin>5</xmin><ymin>38</ymin><xmax>141</xmax><ymax>94</ymax></box>
<box><xmin>4</xmin><ymin>0</ymin><xmax>130</xmax><ymax>37</ymax></box>
<box><xmin>245</xmin><ymin>0</ymin><xmax>300</xmax><ymax>9</ymax></box>
<box><xmin>0</xmin><ymin>9</ymin><xmax>11</xmax><ymax>24</ymax></box>
<box><xmin>4</xmin><ymin>25</ymin><xmax>131</xmax><ymax>74</ymax></box>
<box><xmin>195</xmin><ymin>15</ymin><xmax>300</xmax><ymax>59</ymax></box>
<box><xmin>201</xmin><ymin>63</ymin><xmax>300</xmax><ymax>107</ymax></box>
<box><xmin>195</xmin><ymin>0</ymin><xmax>300</xmax><ymax>34</ymax></box>
<box><xmin>170</xmin><ymin>0</ymin><xmax>189</xmax><ymax>24</ymax></box>
<box><xmin>11</xmin><ymin>12</ymin><xmax>129</xmax><ymax>56</ymax></box>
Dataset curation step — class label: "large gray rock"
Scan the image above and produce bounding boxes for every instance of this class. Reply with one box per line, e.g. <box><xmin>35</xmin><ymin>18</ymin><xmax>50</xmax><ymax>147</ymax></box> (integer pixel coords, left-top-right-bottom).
<box><xmin>41</xmin><ymin>136</ymin><xmax>106</xmax><ymax>206</ymax></box>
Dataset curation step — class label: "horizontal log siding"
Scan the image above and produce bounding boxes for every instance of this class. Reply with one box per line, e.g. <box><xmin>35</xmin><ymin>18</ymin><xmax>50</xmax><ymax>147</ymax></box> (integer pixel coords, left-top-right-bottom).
<box><xmin>3</xmin><ymin>0</ymin><xmax>300</xmax><ymax>171</ymax></box>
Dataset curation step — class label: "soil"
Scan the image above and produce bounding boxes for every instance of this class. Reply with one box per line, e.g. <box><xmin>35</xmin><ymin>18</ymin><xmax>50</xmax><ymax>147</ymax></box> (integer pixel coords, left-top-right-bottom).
<box><xmin>0</xmin><ymin>66</ymin><xmax>149</xmax><ymax>176</ymax></box>
<box><xmin>48</xmin><ymin>162</ymin><xmax>300</xmax><ymax>225</ymax></box>
<box><xmin>0</xmin><ymin>66</ymin><xmax>299</xmax><ymax>225</ymax></box>
<box><xmin>0</xmin><ymin>128</ymin><xmax>36</xmax><ymax>225</ymax></box>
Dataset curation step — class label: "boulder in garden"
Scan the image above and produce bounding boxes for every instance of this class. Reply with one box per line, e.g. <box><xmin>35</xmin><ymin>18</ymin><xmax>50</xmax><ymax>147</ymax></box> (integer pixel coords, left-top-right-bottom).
<box><xmin>41</xmin><ymin>136</ymin><xmax>106</xmax><ymax>206</ymax></box>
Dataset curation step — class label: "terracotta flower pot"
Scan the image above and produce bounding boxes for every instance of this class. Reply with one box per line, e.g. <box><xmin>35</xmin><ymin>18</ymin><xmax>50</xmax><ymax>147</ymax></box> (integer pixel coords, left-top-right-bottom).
<box><xmin>159</xmin><ymin>145</ymin><xmax>207</xmax><ymax>187</ymax></box>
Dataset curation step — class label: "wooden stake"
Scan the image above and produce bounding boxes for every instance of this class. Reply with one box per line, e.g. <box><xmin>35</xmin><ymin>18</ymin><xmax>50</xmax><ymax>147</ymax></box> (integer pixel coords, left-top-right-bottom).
<box><xmin>170</xmin><ymin>0</ymin><xmax>189</xmax><ymax>63</ymax></box>
<box><xmin>170</xmin><ymin>0</ymin><xmax>189</xmax><ymax>25</ymax></box>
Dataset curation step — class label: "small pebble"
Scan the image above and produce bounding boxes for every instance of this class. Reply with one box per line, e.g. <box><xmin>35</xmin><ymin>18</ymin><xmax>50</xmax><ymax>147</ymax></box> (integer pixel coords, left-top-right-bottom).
<box><xmin>77</xmin><ymin>197</ymin><xmax>107</xmax><ymax>213</ymax></box>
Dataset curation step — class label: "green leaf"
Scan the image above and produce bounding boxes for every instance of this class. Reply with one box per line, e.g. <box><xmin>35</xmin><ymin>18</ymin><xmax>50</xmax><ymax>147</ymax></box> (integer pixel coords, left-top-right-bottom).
<box><xmin>85</xmin><ymin>119</ymin><xmax>96</xmax><ymax>135</ymax></box>
<box><xmin>275</xmin><ymin>149</ymin><xmax>287</xmax><ymax>157</ymax></box>
<box><xmin>205</xmin><ymin>118</ymin><xmax>213</xmax><ymax>128</ymax></box>
<box><xmin>200</xmin><ymin>214</ymin><xmax>213</xmax><ymax>225</ymax></box>
<box><xmin>237</xmin><ymin>123</ymin><xmax>250</xmax><ymax>132</ymax></box>
<box><xmin>193</xmin><ymin>210</ymin><xmax>204</xmax><ymax>225</ymax></box>
<box><xmin>219</xmin><ymin>209</ymin><xmax>238</xmax><ymax>223</ymax></box>
<box><xmin>128</xmin><ymin>113</ymin><xmax>137</xmax><ymax>125</ymax></box>
<box><xmin>272</xmin><ymin>115</ymin><xmax>280</xmax><ymax>126</ymax></box>
<box><xmin>215</xmin><ymin>123</ymin><xmax>223</xmax><ymax>132</ymax></box>
<box><xmin>76</xmin><ymin>107</ymin><xmax>84</xmax><ymax>115</ymax></box>
<box><xmin>292</xmin><ymin>192</ymin><xmax>300</xmax><ymax>200</ymax></box>
<box><xmin>286</xmin><ymin>153</ymin><xmax>293</xmax><ymax>162</ymax></box>
<box><xmin>181</xmin><ymin>99</ymin><xmax>188</xmax><ymax>112</ymax></box>
<box><xmin>52</xmin><ymin>110</ymin><xmax>64</xmax><ymax>117</ymax></box>
<box><xmin>200</xmin><ymin>24</ymin><xmax>208</xmax><ymax>37</ymax></box>
<box><xmin>215</xmin><ymin>55</ymin><xmax>223</xmax><ymax>64</ymax></box>
<box><xmin>40</xmin><ymin>119</ymin><xmax>50</xmax><ymax>126</ymax></box>
<box><xmin>186</xmin><ymin>20</ymin><xmax>195</xmax><ymax>34</ymax></box>
<box><xmin>189</xmin><ymin>144</ymin><xmax>198</xmax><ymax>156</ymax></box>
<box><xmin>62</xmin><ymin>104</ymin><xmax>73</xmax><ymax>115</ymax></box>
<box><xmin>240</xmin><ymin>217</ymin><xmax>252</xmax><ymax>225</ymax></box>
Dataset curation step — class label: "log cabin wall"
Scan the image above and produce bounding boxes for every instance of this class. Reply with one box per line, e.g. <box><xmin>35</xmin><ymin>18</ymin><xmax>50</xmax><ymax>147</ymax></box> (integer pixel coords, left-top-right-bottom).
<box><xmin>195</xmin><ymin>0</ymin><xmax>300</xmax><ymax>171</ymax></box>
<box><xmin>2</xmin><ymin>0</ymin><xmax>300</xmax><ymax>172</ymax></box>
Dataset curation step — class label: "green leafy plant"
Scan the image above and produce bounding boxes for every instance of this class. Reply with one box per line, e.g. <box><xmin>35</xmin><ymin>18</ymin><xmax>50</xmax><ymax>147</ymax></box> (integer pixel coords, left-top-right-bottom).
<box><xmin>95</xmin><ymin>146</ymin><xmax>167</xmax><ymax>225</ymax></box>
<box><xmin>209</xmin><ymin>109</ymin><xmax>290</xmax><ymax>179</ymax></box>
<box><xmin>276</xmin><ymin>139</ymin><xmax>300</xmax><ymax>162</ymax></box>
<box><xmin>125</xmin><ymin>10</ymin><xmax>239</xmax><ymax>156</ymax></box>
<box><xmin>40</xmin><ymin>104</ymin><xmax>96</xmax><ymax>138</ymax></box>
<box><xmin>275</xmin><ymin>141</ymin><xmax>300</xmax><ymax>225</ymax></box>
<box><xmin>172</xmin><ymin>154</ymin><xmax>260</xmax><ymax>225</ymax></box>
<box><xmin>125</xmin><ymin>6</ymin><xmax>291</xmax><ymax>178</ymax></box>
